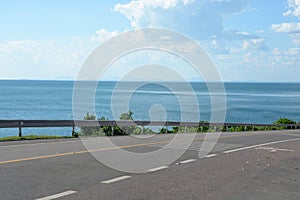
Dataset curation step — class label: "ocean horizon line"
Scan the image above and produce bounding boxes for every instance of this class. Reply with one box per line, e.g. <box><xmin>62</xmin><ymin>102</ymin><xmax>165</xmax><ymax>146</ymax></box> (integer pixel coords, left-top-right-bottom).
<box><xmin>1</xmin><ymin>79</ymin><xmax>300</xmax><ymax>84</ymax></box>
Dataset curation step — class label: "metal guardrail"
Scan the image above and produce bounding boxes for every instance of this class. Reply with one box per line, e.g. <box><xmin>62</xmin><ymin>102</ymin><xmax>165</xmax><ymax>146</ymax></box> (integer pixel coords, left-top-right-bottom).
<box><xmin>0</xmin><ymin>120</ymin><xmax>299</xmax><ymax>137</ymax></box>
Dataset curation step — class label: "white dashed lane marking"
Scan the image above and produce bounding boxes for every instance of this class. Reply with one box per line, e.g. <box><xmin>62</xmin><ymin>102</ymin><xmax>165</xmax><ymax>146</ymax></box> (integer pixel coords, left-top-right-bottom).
<box><xmin>35</xmin><ymin>190</ymin><xmax>77</xmax><ymax>200</ymax></box>
<box><xmin>147</xmin><ymin>166</ymin><xmax>169</xmax><ymax>172</ymax></box>
<box><xmin>101</xmin><ymin>175</ymin><xmax>132</xmax><ymax>184</ymax></box>
<box><xmin>176</xmin><ymin>159</ymin><xmax>196</xmax><ymax>164</ymax></box>
<box><xmin>205</xmin><ymin>154</ymin><xmax>218</xmax><ymax>158</ymax></box>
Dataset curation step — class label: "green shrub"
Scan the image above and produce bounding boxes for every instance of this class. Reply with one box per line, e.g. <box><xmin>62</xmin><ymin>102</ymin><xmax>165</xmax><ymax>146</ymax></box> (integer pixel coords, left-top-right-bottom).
<box><xmin>81</xmin><ymin>113</ymin><xmax>101</xmax><ymax>136</ymax></box>
<box><xmin>197</xmin><ymin>126</ymin><xmax>209</xmax><ymax>132</ymax></box>
<box><xmin>172</xmin><ymin>126</ymin><xmax>179</xmax><ymax>133</ymax></box>
<box><xmin>81</xmin><ymin>111</ymin><xmax>148</xmax><ymax>136</ymax></box>
<box><xmin>274</xmin><ymin>118</ymin><xmax>296</xmax><ymax>125</ymax></box>
<box><xmin>160</xmin><ymin>128</ymin><xmax>173</xmax><ymax>134</ymax></box>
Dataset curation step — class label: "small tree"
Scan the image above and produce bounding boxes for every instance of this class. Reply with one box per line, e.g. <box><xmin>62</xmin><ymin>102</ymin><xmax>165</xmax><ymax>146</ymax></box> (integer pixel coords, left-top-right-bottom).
<box><xmin>274</xmin><ymin>118</ymin><xmax>296</xmax><ymax>124</ymax></box>
<box><xmin>81</xmin><ymin>113</ymin><xmax>101</xmax><ymax>135</ymax></box>
<box><xmin>99</xmin><ymin>116</ymin><xmax>112</xmax><ymax>136</ymax></box>
<box><xmin>274</xmin><ymin>118</ymin><xmax>297</xmax><ymax>130</ymax></box>
<box><xmin>119</xmin><ymin>110</ymin><xmax>134</xmax><ymax>135</ymax></box>
<box><xmin>119</xmin><ymin>111</ymin><xmax>133</xmax><ymax>120</ymax></box>
<box><xmin>84</xmin><ymin>112</ymin><xmax>96</xmax><ymax>120</ymax></box>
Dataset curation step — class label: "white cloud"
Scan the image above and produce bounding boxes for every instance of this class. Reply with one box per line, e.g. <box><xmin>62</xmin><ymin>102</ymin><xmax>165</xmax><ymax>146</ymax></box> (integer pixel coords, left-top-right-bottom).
<box><xmin>0</xmin><ymin>40</ymin><xmax>40</xmax><ymax>54</ymax></box>
<box><xmin>271</xmin><ymin>22</ymin><xmax>300</xmax><ymax>45</ymax></box>
<box><xmin>206</xmin><ymin>45</ymin><xmax>300</xmax><ymax>82</ymax></box>
<box><xmin>271</xmin><ymin>22</ymin><xmax>300</xmax><ymax>33</ymax></box>
<box><xmin>0</xmin><ymin>39</ymin><xmax>91</xmax><ymax>79</ymax></box>
<box><xmin>183</xmin><ymin>0</ymin><xmax>195</xmax><ymax>5</ymax></box>
<box><xmin>210</xmin><ymin>38</ymin><xmax>229</xmax><ymax>55</ymax></box>
<box><xmin>114</xmin><ymin>0</ymin><xmax>182</xmax><ymax>28</ymax></box>
<box><xmin>289</xmin><ymin>33</ymin><xmax>300</xmax><ymax>45</ymax></box>
<box><xmin>114</xmin><ymin>0</ymin><xmax>251</xmax><ymax>40</ymax></box>
<box><xmin>90</xmin><ymin>29</ymin><xmax>120</xmax><ymax>43</ymax></box>
<box><xmin>284</xmin><ymin>0</ymin><xmax>300</xmax><ymax>18</ymax></box>
<box><xmin>221</xmin><ymin>30</ymin><xmax>260</xmax><ymax>40</ymax></box>
<box><xmin>271</xmin><ymin>47</ymin><xmax>300</xmax><ymax>66</ymax></box>
<box><xmin>271</xmin><ymin>1</ymin><xmax>300</xmax><ymax>46</ymax></box>
<box><xmin>0</xmin><ymin>40</ymin><xmax>41</xmax><ymax>69</ymax></box>
<box><xmin>242</xmin><ymin>38</ymin><xmax>268</xmax><ymax>51</ymax></box>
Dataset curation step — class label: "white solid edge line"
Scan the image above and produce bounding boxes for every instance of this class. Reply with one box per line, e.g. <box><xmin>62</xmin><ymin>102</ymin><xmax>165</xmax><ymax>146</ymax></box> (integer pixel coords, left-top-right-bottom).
<box><xmin>205</xmin><ymin>154</ymin><xmax>218</xmax><ymax>158</ymax></box>
<box><xmin>101</xmin><ymin>175</ymin><xmax>132</xmax><ymax>184</ymax></box>
<box><xmin>223</xmin><ymin>138</ymin><xmax>300</xmax><ymax>154</ymax></box>
<box><xmin>0</xmin><ymin>140</ymin><xmax>81</xmax><ymax>148</ymax></box>
<box><xmin>35</xmin><ymin>190</ymin><xmax>77</xmax><ymax>200</ymax></box>
<box><xmin>147</xmin><ymin>166</ymin><xmax>169</xmax><ymax>172</ymax></box>
<box><xmin>177</xmin><ymin>159</ymin><xmax>196</xmax><ymax>164</ymax></box>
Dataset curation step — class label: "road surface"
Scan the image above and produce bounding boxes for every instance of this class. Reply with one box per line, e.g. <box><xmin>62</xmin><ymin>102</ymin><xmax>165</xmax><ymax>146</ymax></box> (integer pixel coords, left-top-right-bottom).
<box><xmin>0</xmin><ymin>130</ymin><xmax>299</xmax><ymax>200</ymax></box>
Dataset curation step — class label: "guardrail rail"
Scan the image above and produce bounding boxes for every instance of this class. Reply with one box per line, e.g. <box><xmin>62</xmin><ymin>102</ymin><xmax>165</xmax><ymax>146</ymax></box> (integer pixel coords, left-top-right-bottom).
<box><xmin>0</xmin><ymin>120</ymin><xmax>299</xmax><ymax>137</ymax></box>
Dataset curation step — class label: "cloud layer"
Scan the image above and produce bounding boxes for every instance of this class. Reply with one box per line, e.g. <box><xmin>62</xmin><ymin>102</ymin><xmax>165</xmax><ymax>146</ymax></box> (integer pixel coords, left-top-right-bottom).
<box><xmin>1</xmin><ymin>0</ymin><xmax>299</xmax><ymax>82</ymax></box>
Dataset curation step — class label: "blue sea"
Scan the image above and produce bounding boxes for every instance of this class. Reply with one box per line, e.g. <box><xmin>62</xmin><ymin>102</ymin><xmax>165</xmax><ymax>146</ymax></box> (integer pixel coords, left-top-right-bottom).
<box><xmin>0</xmin><ymin>80</ymin><xmax>300</xmax><ymax>137</ymax></box>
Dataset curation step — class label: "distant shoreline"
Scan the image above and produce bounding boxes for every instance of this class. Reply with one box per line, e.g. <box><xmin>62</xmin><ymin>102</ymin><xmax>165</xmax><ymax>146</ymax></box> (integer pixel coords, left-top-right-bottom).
<box><xmin>1</xmin><ymin>79</ymin><xmax>300</xmax><ymax>84</ymax></box>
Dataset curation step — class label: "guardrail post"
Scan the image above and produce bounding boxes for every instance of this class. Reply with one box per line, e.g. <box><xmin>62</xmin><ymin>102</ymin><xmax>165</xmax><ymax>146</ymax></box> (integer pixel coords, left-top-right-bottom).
<box><xmin>18</xmin><ymin>121</ymin><xmax>23</xmax><ymax>137</ymax></box>
<box><xmin>166</xmin><ymin>123</ymin><xmax>168</xmax><ymax>134</ymax></box>
<box><xmin>72</xmin><ymin>126</ymin><xmax>75</xmax><ymax>137</ymax></box>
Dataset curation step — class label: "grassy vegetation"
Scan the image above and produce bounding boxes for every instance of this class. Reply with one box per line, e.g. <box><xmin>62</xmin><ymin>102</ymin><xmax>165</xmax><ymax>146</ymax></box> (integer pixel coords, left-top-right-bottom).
<box><xmin>0</xmin><ymin>135</ymin><xmax>72</xmax><ymax>142</ymax></box>
<box><xmin>80</xmin><ymin>112</ymin><xmax>300</xmax><ymax>136</ymax></box>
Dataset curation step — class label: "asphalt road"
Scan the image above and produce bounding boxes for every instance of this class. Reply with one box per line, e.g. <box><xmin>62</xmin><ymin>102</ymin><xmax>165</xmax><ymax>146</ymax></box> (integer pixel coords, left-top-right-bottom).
<box><xmin>0</xmin><ymin>130</ymin><xmax>299</xmax><ymax>200</ymax></box>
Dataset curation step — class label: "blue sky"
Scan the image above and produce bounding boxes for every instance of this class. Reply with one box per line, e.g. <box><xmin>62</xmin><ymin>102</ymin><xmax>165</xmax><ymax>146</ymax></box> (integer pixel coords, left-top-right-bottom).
<box><xmin>0</xmin><ymin>0</ymin><xmax>300</xmax><ymax>82</ymax></box>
